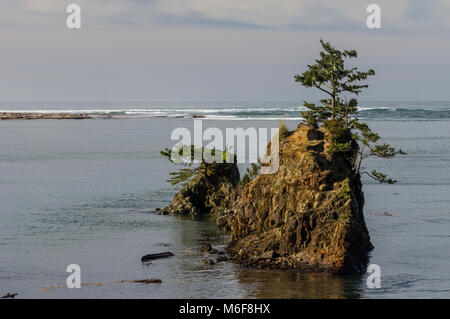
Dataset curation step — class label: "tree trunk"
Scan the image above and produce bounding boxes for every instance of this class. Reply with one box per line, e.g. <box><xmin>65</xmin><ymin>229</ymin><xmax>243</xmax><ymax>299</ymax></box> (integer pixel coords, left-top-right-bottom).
<box><xmin>331</xmin><ymin>93</ymin><xmax>336</xmax><ymax>119</ymax></box>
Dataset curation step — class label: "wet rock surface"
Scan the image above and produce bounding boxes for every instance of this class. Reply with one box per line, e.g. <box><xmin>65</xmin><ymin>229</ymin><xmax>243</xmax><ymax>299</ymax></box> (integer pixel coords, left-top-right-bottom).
<box><xmin>202</xmin><ymin>259</ymin><xmax>215</xmax><ymax>265</ymax></box>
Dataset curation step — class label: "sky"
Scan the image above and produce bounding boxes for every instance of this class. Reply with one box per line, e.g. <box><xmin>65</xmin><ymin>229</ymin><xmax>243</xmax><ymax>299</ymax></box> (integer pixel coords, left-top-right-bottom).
<box><xmin>1</xmin><ymin>0</ymin><xmax>450</xmax><ymax>102</ymax></box>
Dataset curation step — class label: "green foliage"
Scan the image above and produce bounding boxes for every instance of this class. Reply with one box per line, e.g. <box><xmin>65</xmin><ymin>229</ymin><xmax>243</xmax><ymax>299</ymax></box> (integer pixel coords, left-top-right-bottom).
<box><xmin>295</xmin><ymin>39</ymin><xmax>406</xmax><ymax>184</ymax></box>
<box><xmin>300</xmin><ymin>101</ymin><xmax>332</xmax><ymax>127</ymax></box>
<box><xmin>350</xmin><ymin>118</ymin><xmax>406</xmax><ymax>181</ymax></box>
<box><xmin>278</xmin><ymin>122</ymin><xmax>290</xmax><ymax>140</ymax></box>
<box><xmin>161</xmin><ymin>145</ymin><xmax>235</xmax><ymax>187</ymax></box>
<box><xmin>337</xmin><ymin>178</ymin><xmax>351</xmax><ymax>200</ymax></box>
<box><xmin>166</xmin><ymin>167</ymin><xmax>198</xmax><ymax>187</ymax></box>
<box><xmin>367</xmin><ymin>170</ymin><xmax>397</xmax><ymax>184</ymax></box>
<box><xmin>238</xmin><ymin>163</ymin><xmax>260</xmax><ymax>188</ymax></box>
<box><xmin>295</xmin><ymin>39</ymin><xmax>375</xmax><ymax>124</ymax></box>
<box><xmin>338</xmin><ymin>213</ymin><xmax>351</xmax><ymax>223</ymax></box>
<box><xmin>323</xmin><ymin>119</ymin><xmax>352</xmax><ymax>155</ymax></box>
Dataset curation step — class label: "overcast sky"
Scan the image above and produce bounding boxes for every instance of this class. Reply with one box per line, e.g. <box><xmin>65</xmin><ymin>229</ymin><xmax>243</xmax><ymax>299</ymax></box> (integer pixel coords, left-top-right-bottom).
<box><xmin>1</xmin><ymin>0</ymin><xmax>450</xmax><ymax>102</ymax></box>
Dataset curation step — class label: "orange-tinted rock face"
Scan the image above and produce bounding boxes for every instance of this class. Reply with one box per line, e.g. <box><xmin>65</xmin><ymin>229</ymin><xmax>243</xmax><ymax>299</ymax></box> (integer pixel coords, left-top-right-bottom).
<box><xmin>227</xmin><ymin>125</ymin><xmax>373</xmax><ymax>274</ymax></box>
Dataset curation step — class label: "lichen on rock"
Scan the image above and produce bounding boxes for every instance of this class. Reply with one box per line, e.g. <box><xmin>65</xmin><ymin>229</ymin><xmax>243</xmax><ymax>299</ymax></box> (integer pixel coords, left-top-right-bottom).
<box><xmin>226</xmin><ymin>124</ymin><xmax>373</xmax><ymax>274</ymax></box>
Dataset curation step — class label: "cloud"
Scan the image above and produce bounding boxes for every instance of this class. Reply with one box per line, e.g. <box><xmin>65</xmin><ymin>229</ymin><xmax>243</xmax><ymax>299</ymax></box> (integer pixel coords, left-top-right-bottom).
<box><xmin>153</xmin><ymin>0</ymin><xmax>450</xmax><ymax>32</ymax></box>
<box><xmin>2</xmin><ymin>0</ymin><xmax>450</xmax><ymax>31</ymax></box>
<box><xmin>153</xmin><ymin>0</ymin><xmax>412</xmax><ymax>29</ymax></box>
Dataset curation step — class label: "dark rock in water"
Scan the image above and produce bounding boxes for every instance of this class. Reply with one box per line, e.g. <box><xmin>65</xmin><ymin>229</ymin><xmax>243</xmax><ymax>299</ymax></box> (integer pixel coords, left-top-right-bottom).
<box><xmin>161</xmin><ymin>161</ymin><xmax>240</xmax><ymax>217</ymax></box>
<box><xmin>227</xmin><ymin>125</ymin><xmax>373</xmax><ymax>274</ymax></box>
<box><xmin>141</xmin><ymin>252</ymin><xmax>174</xmax><ymax>262</ymax></box>
<box><xmin>198</xmin><ymin>243</ymin><xmax>219</xmax><ymax>254</ymax></box>
<box><xmin>202</xmin><ymin>259</ymin><xmax>215</xmax><ymax>265</ymax></box>
<box><xmin>216</xmin><ymin>255</ymin><xmax>228</xmax><ymax>262</ymax></box>
<box><xmin>120</xmin><ymin>279</ymin><xmax>162</xmax><ymax>284</ymax></box>
<box><xmin>199</xmin><ymin>243</ymin><xmax>213</xmax><ymax>252</ymax></box>
<box><xmin>154</xmin><ymin>208</ymin><xmax>161</xmax><ymax>212</ymax></box>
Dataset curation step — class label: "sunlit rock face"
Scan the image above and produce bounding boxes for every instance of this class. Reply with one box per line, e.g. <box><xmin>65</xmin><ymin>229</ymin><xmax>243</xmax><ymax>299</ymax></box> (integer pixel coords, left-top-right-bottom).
<box><xmin>227</xmin><ymin>125</ymin><xmax>373</xmax><ymax>274</ymax></box>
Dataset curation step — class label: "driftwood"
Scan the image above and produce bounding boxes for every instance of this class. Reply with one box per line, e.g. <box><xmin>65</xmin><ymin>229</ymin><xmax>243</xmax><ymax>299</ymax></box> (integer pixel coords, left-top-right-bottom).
<box><xmin>141</xmin><ymin>251</ymin><xmax>174</xmax><ymax>262</ymax></box>
<box><xmin>119</xmin><ymin>279</ymin><xmax>162</xmax><ymax>284</ymax></box>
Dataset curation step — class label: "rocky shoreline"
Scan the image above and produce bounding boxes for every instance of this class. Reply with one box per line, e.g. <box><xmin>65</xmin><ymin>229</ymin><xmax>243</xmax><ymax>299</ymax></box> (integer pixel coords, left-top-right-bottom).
<box><xmin>0</xmin><ymin>112</ymin><xmax>91</xmax><ymax>120</ymax></box>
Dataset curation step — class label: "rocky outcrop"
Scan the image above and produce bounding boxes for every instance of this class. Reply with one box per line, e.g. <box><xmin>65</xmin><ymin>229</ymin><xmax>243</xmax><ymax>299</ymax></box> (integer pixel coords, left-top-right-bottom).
<box><xmin>226</xmin><ymin>124</ymin><xmax>373</xmax><ymax>274</ymax></box>
<box><xmin>161</xmin><ymin>162</ymin><xmax>240</xmax><ymax>216</ymax></box>
<box><xmin>0</xmin><ymin>112</ymin><xmax>90</xmax><ymax>120</ymax></box>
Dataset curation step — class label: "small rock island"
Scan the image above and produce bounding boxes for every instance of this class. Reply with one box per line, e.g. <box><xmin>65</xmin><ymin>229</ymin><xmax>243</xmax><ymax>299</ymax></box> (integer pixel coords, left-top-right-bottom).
<box><xmin>162</xmin><ymin>124</ymin><xmax>373</xmax><ymax>274</ymax></box>
<box><xmin>227</xmin><ymin>125</ymin><xmax>373</xmax><ymax>273</ymax></box>
<box><xmin>161</xmin><ymin>39</ymin><xmax>404</xmax><ymax>274</ymax></box>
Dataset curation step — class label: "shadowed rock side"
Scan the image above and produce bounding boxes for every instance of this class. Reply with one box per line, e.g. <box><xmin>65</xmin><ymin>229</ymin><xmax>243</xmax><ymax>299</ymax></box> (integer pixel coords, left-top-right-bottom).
<box><xmin>161</xmin><ymin>162</ymin><xmax>240</xmax><ymax>216</ymax></box>
<box><xmin>227</xmin><ymin>125</ymin><xmax>373</xmax><ymax>274</ymax></box>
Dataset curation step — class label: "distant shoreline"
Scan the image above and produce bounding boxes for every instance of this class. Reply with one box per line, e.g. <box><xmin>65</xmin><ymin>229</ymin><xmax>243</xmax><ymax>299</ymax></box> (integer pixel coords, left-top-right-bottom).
<box><xmin>0</xmin><ymin>112</ymin><xmax>209</xmax><ymax>120</ymax></box>
<box><xmin>0</xmin><ymin>112</ymin><xmax>93</xmax><ymax>120</ymax></box>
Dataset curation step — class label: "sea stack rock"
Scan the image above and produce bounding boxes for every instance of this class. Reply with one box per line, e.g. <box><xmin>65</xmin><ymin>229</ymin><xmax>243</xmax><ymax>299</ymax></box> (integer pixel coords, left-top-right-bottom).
<box><xmin>227</xmin><ymin>124</ymin><xmax>373</xmax><ymax>274</ymax></box>
<box><xmin>161</xmin><ymin>162</ymin><xmax>240</xmax><ymax>216</ymax></box>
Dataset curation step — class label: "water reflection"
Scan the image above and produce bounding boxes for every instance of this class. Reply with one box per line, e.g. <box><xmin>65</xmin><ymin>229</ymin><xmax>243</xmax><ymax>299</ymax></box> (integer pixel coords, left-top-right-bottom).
<box><xmin>234</xmin><ymin>268</ymin><xmax>365</xmax><ymax>299</ymax></box>
<box><xmin>170</xmin><ymin>215</ymin><xmax>365</xmax><ymax>299</ymax></box>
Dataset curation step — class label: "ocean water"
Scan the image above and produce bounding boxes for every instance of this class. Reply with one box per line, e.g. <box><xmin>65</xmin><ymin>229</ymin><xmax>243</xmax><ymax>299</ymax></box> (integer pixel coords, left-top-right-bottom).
<box><xmin>0</xmin><ymin>101</ymin><xmax>449</xmax><ymax>298</ymax></box>
<box><xmin>1</xmin><ymin>101</ymin><xmax>450</xmax><ymax>121</ymax></box>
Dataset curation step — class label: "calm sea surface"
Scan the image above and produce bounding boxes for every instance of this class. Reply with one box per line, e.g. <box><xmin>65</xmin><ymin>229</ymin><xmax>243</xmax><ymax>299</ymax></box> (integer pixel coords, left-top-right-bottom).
<box><xmin>0</xmin><ymin>102</ymin><xmax>449</xmax><ymax>298</ymax></box>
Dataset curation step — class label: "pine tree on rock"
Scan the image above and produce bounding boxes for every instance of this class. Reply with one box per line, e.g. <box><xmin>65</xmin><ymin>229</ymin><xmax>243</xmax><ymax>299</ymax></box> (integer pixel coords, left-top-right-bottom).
<box><xmin>295</xmin><ymin>39</ymin><xmax>405</xmax><ymax>183</ymax></box>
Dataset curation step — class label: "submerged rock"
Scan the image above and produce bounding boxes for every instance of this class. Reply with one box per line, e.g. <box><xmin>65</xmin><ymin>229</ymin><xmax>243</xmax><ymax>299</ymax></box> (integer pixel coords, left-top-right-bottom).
<box><xmin>161</xmin><ymin>162</ymin><xmax>240</xmax><ymax>216</ymax></box>
<box><xmin>202</xmin><ymin>259</ymin><xmax>215</xmax><ymax>265</ymax></box>
<box><xmin>119</xmin><ymin>279</ymin><xmax>162</xmax><ymax>284</ymax></box>
<box><xmin>198</xmin><ymin>243</ymin><xmax>213</xmax><ymax>252</ymax></box>
<box><xmin>141</xmin><ymin>252</ymin><xmax>174</xmax><ymax>262</ymax></box>
<box><xmin>216</xmin><ymin>255</ymin><xmax>228</xmax><ymax>262</ymax></box>
<box><xmin>227</xmin><ymin>125</ymin><xmax>373</xmax><ymax>274</ymax></box>
<box><xmin>198</xmin><ymin>243</ymin><xmax>221</xmax><ymax>254</ymax></box>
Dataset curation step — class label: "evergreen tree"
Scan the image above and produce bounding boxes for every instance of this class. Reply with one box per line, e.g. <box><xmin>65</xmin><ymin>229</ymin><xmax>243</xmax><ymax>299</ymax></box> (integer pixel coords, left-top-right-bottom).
<box><xmin>161</xmin><ymin>146</ymin><xmax>235</xmax><ymax>187</ymax></box>
<box><xmin>295</xmin><ymin>39</ymin><xmax>405</xmax><ymax>183</ymax></box>
<box><xmin>295</xmin><ymin>39</ymin><xmax>374</xmax><ymax>125</ymax></box>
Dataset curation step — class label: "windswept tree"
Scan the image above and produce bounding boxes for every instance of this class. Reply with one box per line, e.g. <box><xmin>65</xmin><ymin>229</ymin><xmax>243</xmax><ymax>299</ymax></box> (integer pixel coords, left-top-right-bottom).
<box><xmin>295</xmin><ymin>39</ymin><xmax>405</xmax><ymax>183</ymax></box>
<box><xmin>161</xmin><ymin>146</ymin><xmax>236</xmax><ymax>187</ymax></box>
<box><xmin>295</xmin><ymin>39</ymin><xmax>375</xmax><ymax>125</ymax></box>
